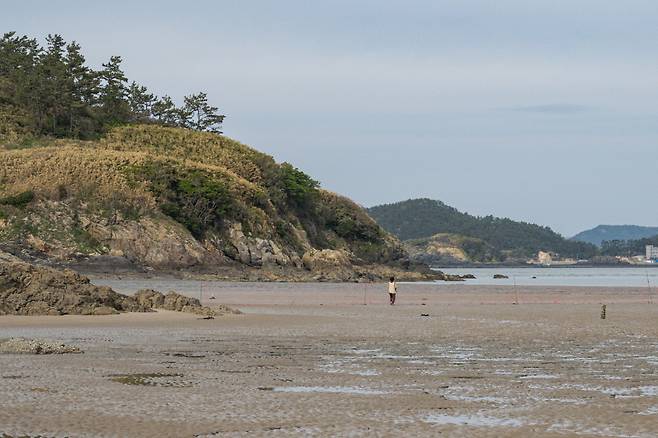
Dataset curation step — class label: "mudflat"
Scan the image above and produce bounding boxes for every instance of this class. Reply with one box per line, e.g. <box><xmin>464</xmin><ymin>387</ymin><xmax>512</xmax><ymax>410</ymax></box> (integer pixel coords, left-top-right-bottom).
<box><xmin>1</xmin><ymin>282</ymin><xmax>657</xmax><ymax>437</ymax></box>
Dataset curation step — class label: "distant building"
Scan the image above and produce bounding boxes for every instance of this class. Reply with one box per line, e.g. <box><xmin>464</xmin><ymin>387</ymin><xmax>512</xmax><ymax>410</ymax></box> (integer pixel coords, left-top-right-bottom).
<box><xmin>646</xmin><ymin>245</ymin><xmax>658</xmax><ymax>261</ymax></box>
<box><xmin>537</xmin><ymin>251</ymin><xmax>553</xmax><ymax>265</ymax></box>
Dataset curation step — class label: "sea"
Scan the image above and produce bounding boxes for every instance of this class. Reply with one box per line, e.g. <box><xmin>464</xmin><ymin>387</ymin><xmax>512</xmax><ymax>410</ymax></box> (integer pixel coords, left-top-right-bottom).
<box><xmin>434</xmin><ymin>266</ymin><xmax>658</xmax><ymax>287</ymax></box>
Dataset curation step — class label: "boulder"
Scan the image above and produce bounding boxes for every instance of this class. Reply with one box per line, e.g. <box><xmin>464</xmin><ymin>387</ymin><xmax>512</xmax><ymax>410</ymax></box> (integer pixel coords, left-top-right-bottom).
<box><xmin>134</xmin><ymin>288</ymin><xmax>165</xmax><ymax>308</ymax></box>
<box><xmin>163</xmin><ymin>291</ymin><xmax>202</xmax><ymax>312</ymax></box>
<box><xmin>0</xmin><ymin>261</ymin><xmax>150</xmax><ymax>315</ymax></box>
<box><xmin>134</xmin><ymin>289</ymin><xmax>241</xmax><ymax>316</ymax></box>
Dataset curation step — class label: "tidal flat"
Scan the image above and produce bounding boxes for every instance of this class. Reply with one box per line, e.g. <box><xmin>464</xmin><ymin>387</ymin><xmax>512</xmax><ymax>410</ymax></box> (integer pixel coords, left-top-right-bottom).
<box><xmin>1</xmin><ymin>282</ymin><xmax>657</xmax><ymax>437</ymax></box>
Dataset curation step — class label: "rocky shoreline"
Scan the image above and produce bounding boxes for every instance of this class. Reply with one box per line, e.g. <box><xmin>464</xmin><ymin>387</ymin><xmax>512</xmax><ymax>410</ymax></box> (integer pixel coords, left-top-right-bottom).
<box><xmin>0</xmin><ymin>243</ymin><xmax>448</xmax><ymax>283</ymax></box>
<box><xmin>0</xmin><ymin>254</ymin><xmax>239</xmax><ymax>316</ymax></box>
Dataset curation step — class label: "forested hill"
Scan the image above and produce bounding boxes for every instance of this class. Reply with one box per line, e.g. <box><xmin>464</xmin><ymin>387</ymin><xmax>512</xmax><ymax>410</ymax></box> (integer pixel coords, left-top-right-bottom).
<box><xmin>571</xmin><ymin>225</ymin><xmax>658</xmax><ymax>247</ymax></box>
<box><xmin>367</xmin><ymin>198</ymin><xmax>597</xmax><ymax>260</ymax></box>
<box><xmin>599</xmin><ymin>235</ymin><xmax>658</xmax><ymax>257</ymax></box>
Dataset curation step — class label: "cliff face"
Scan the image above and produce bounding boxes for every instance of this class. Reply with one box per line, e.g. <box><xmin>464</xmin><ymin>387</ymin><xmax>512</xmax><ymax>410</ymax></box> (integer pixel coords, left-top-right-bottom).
<box><xmin>404</xmin><ymin>233</ymin><xmax>499</xmax><ymax>265</ymax></box>
<box><xmin>0</xmin><ymin>126</ymin><xmax>429</xmax><ymax>281</ymax></box>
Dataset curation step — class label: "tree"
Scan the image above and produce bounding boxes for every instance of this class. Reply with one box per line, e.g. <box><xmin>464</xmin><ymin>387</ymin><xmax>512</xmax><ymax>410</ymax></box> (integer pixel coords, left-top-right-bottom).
<box><xmin>128</xmin><ymin>81</ymin><xmax>156</xmax><ymax>123</ymax></box>
<box><xmin>182</xmin><ymin>92</ymin><xmax>225</xmax><ymax>133</ymax></box>
<box><xmin>35</xmin><ymin>34</ymin><xmax>69</xmax><ymax>135</ymax></box>
<box><xmin>99</xmin><ymin>55</ymin><xmax>130</xmax><ymax>125</ymax></box>
<box><xmin>152</xmin><ymin>95</ymin><xmax>180</xmax><ymax>126</ymax></box>
<box><xmin>0</xmin><ymin>32</ymin><xmax>228</xmax><ymax>140</ymax></box>
<box><xmin>64</xmin><ymin>41</ymin><xmax>99</xmax><ymax>136</ymax></box>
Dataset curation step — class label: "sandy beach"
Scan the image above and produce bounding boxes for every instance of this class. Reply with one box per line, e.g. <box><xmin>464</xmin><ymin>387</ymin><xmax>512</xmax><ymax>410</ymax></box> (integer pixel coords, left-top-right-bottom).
<box><xmin>1</xmin><ymin>282</ymin><xmax>658</xmax><ymax>437</ymax></box>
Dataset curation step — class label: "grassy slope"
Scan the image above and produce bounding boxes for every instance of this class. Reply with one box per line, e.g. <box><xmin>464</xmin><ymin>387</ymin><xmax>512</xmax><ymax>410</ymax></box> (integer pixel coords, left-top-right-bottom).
<box><xmin>0</xmin><ymin>125</ymin><xmax>404</xmax><ymax>269</ymax></box>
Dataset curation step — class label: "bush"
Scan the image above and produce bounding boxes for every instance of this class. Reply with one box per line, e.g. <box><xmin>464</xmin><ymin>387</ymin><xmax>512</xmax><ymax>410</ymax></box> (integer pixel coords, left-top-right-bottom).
<box><xmin>0</xmin><ymin>190</ymin><xmax>34</xmax><ymax>208</ymax></box>
<box><xmin>279</xmin><ymin>163</ymin><xmax>319</xmax><ymax>207</ymax></box>
<box><xmin>329</xmin><ymin>208</ymin><xmax>381</xmax><ymax>241</ymax></box>
<box><xmin>128</xmin><ymin>162</ymin><xmax>233</xmax><ymax>238</ymax></box>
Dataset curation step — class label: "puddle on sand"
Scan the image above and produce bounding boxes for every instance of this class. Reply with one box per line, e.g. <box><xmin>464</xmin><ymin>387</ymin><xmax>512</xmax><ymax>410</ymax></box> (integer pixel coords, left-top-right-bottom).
<box><xmin>424</xmin><ymin>413</ymin><xmax>525</xmax><ymax>428</ymax></box>
<box><xmin>639</xmin><ymin>406</ymin><xmax>658</xmax><ymax>415</ymax></box>
<box><xmin>272</xmin><ymin>386</ymin><xmax>388</xmax><ymax>395</ymax></box>
<box><xmin>519</xmin><ymin>374</ymin><xmax>559</xmax><ymax>380</ymax></box>
<box><xmin>349</xmin><ymin>369</ymin><xmax>380</xmax><ymax>376</ymax></box>
<box><xmin>548</xmin><ymin>420</ymin><xmax>652</xmax><ymax>437</ymax></box>
<box><xmin>445</xmin><ymin>394</ymin><xmax>510</xmax><ymax>404</ymax></box>
<box><xmin>351</xmin><ymin>349</ymin><xmax>382</xmax><ymax>355</ymax></box>
<box><xmin>639</xmin><ymin>386</ymin><xmax>658</xmax><ymax>396</ymax></box>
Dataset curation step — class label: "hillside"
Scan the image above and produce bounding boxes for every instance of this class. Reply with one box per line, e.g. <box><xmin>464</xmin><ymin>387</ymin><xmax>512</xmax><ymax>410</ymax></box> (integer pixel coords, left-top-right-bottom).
<box><xmin>0</xmin><ymin>32</ymin><xmax>441</xmax><ymax>281</ymax></box>
<box><xmin>0</xmin><ymin>125</ymin><xmax>432</xmax><ymax>281</ymax></box>
<box><xmin>599</xmin><ymin>235</ymin><xmax>658</xmax><ymax>257</ymax></box>
<box><xmin>367</xmin><ymin>199</ymin><xmax>597</xmax><ymax>262</ymax></box>
<box><xmin>571</xmin><ymin>225</ymin><xmax>658</xmax><ymax>247</ymax></box>
<box><xmin>404</xmin><ymin>233</ymin><xmax>499</xmax><ymax>265</ymax></box>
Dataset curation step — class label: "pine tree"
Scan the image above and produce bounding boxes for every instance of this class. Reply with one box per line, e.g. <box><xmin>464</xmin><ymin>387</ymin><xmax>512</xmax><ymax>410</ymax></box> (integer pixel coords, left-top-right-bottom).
<box><xmin>182</xmin><ymin>92</ymin><xmax>225</xmax><ymax>133</ymax></box>
<box><xmin>37</xmin><ymin>34</ymin><xmax>69</xmax><ymax>135</ymax></box>
<box><xmin>152</xmin><ymin>95</ymin><xmax>179</xmax><ymax>126</ymax></box>
<box><xmin>99</xmin><ymin>55</ymin><xmax>130</xmax><ymax>126</ymax></box>
<box><xmin>128</xmin><ymin>81</ymin><xmax>156</xmax><ymax>122</ymax></box>
<box><xmin>64</xmin><ymin>41</ymin><xmax>98</xmax><ymax>136</ymax></box>
<box><xmin>1</xmin><ymin>32</ymin><xmax>228</xmax><ymax>140</ymax></box>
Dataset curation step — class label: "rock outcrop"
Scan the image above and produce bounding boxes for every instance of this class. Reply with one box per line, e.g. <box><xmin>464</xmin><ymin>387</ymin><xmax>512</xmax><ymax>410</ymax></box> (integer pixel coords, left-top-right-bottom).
<box><xmin>0</xmin><ymin>260</ymin><xmax>149</xmax><ymax>315</ymax></box>
<box><xmin>134</xmin><ymin>289</ymin><xmax>240</xmax><ymax>316</ymax></box>
<box><xmin>0</xmin><ymin>259</ymin><xmax>239</xmax><ymax>316</ymax></box>
<box><xmin>224</xmin><ymin>222</ymin><xmax>301</xmax><ymax>267</ymax></box>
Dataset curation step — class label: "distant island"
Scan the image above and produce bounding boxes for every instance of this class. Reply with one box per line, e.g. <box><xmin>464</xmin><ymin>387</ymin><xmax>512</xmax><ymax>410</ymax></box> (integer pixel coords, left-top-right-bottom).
<box><xmin>367</xmin><ymin>199</ymin><xmax>658</xmax><ymax>266</ymax></box>
<box><xmin>571</xmin><ymin>225</ymin><xmax>658</xmax><ymax>246</ymax></box>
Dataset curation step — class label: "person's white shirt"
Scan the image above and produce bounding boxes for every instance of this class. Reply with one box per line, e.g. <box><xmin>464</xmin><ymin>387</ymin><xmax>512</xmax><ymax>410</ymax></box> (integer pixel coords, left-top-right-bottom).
<box><xmin>388</xmin><ymin>281</ymin><xmax>397</xmax><ymax>294</ymax></box>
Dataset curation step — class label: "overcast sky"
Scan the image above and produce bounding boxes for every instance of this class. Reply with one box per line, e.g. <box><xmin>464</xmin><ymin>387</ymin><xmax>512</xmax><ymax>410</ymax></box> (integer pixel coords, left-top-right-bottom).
<box><xmin>4</xmin><ymin>0</ymin><xmax>658</xmax><ymax>236</ymax></box>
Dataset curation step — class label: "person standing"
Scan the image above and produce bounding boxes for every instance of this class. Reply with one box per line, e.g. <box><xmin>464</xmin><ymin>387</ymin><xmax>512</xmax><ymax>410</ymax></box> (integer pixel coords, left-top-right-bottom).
<box><xmin>388</xmin><ymin>276</ymin><xmax>397</xmax><ymax>305</ymax></box>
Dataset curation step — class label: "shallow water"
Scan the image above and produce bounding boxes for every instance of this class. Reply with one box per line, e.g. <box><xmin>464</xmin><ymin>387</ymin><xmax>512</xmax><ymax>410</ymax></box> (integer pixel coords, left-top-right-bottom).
<box><xmin>435</xmin><ymin>266</ymin><xmax>658</xmax><ymax>287</ymax></box>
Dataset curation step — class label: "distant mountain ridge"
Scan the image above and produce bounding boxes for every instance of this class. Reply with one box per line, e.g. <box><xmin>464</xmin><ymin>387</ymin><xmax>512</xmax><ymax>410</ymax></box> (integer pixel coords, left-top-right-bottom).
<box><xmin>367</xmin><ymin>199</ymin><xmax>596</xmax><ymax>262</ymax></box>
<box><xmin>571</xmin><ymin>225</ymin><xmax>658</xmax><ymax>246</ymax></box>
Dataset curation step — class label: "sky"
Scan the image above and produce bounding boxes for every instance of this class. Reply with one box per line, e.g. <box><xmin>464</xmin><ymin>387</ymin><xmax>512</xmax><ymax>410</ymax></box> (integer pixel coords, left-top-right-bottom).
<box><xmin>3</xmin><ymin>0</ymin><xmax>658</xmax><ymax>236</ymax></box>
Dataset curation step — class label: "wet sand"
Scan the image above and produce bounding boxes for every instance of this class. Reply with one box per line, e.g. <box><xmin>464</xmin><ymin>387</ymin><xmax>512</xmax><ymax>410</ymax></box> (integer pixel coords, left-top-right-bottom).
<box><xmin>1</xmin><ymin>282</ymin><xmax>657</xmax><ymax>437</ymax></box>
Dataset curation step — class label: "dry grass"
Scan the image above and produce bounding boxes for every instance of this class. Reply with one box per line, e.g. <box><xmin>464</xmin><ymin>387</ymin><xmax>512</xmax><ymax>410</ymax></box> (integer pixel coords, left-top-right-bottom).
<box><xmin>100</xmin><ymin>125</ymin><xmax>275</xmax><ymax>184</ymax></box>
<box><xmin>0</xmin><ymin>131</ymin><xmax>268</xmax><ymax>211</ymax></box>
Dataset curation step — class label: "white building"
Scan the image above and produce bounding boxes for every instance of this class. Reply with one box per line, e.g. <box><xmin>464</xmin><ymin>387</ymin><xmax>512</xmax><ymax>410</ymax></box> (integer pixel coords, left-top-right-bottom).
<box><xmin>646</xmin><ymin>245</ymin><xmax>658</xmax><ymax>261</ymax></box>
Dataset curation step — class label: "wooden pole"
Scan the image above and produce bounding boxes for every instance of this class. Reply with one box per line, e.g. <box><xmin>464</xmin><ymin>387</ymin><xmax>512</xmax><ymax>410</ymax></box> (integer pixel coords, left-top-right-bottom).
<box><xmin>646</xmin><ymin>271</ymin><xmax>653</xmax><ymax>305</ymax></box>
